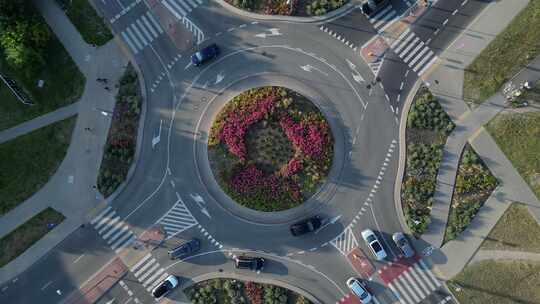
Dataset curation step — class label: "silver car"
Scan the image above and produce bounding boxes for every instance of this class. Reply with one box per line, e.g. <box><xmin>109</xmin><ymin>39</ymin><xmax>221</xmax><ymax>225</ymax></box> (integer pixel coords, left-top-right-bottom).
<box><xmin>346</xmin><ymin>277</ymin><xmax>373</xmax><ymax>303</ymax></box>
<box><xmin>392</xmin><ymin>232</ymin><xmax>415</xmax><ymax>258</ymax></box>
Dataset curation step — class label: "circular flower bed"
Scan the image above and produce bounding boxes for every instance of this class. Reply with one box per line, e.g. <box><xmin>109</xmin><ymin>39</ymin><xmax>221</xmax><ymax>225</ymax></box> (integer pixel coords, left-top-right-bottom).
<box><xmin>208</xmin><ymin>86</ymin><xmax>334</xmax><ymax>211</ymax></box>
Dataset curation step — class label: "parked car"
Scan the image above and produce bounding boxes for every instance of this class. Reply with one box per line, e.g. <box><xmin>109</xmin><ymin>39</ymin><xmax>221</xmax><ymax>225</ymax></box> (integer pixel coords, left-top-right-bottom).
<box><xmin>151</xmin><ymin>275</ymin><xmax>179</xmax><ymax>299</ymax></box>
<box><xmin>361</xmin><ymin>0</ymin><xmax>390</xmax><ymax>17</ymax></box>
<box><xmin>168</xmin><ymin>238</ymin><xmax>201</xmax><ymax>260</ymax></box>
<box><xmin>290</xmin><ymin>216</ymin><xmax>322</xmax><ymax>236</ymax></box>
<box><xmin>346</xmin><ymin>277</ymin><xmax>373</xmax><ymax>303</ymax></box>
<box><xmin>392</xmin><ymin>232</ymin><xmax>415</xmax><ymax>258</ymax></box>
<box><xmin>191</xmin><ymin>43</ymin><xmax>220</xmax><ymax>66</ymax></box>
<box><xmin>361</xmin><ymin>229</ymin><xmax>387</xmax><ymax>260</ymax></box>
<box><xmin>234</xmin><ymin>256</ymin><xmax>265</xmax><ymax>271</ymax></box>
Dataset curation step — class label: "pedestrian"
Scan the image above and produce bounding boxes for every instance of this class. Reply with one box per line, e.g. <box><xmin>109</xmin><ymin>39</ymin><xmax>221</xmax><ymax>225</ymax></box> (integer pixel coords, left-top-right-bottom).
<box><xmin>104</xmin><ymin>86</ymin><xmax>110</xmax><ymax>91</ymax></box>
<box><xmin>434</xmin><ymin>79</ymin><xmax>439</xmax><ymax>85</ymax></box>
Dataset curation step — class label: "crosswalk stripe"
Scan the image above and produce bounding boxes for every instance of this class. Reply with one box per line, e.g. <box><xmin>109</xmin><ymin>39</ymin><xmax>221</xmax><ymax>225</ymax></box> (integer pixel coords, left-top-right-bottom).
<box><xmin>413</xmin><ymin>263</ymin><xmax>436</xmax><ymax>291</ymax></box>
<box><xmin>108</xmin><ymin>225</ymin><xmax>130</xmax><ymax>244</ymax></box>
<box><xmin>136</xmin><ymin>19</ymin><xmax>154</xmax><ymax>43</ymax></box>
<box><xmin>146</xmin><ymin>11</ymin><xmax>163</xmax><ymax>34</ymax></box>
<box><xmin>371</xmin><ymin>5</ymin><xmax>392</xmax><ymax>22</ymax></box>
<box><xmin>418</xmin><ymin>55</ymin><xmax>438</xmax><ymax>76</ymax></box>
<box><xmin>135</xmin><ymin>258</ymin><xmax>156</xmax><ymax>277</ymax></box>
<box><xmin>143</xmin><ymin>268</ymin><xmax>165</xmax><ymax>287</ymax></box>
<box><xmin>399</xmin><ymin>37</ymin><xmax>419</xmax><ymax>58</ymax></box>
<box><xmin>175</xmin><ymin>0</ymin><xmax>193</xmax><ymax>12</ymax></box>
<box><xmin>394</xmin><ymin>33</ymin><xmax>414</xmax><ymax>53</ymax></box>
<box><xmin>125</xmin><ymin>27</ymin><xmax>143</xmax><ymax>51</ymax></box>
<box><xmin>413</xmin><ymin>51</ymin><xmax>434</xmax><ymax>72</ymax></box>
<box><xmin>195</xmin><ymin>0</ymin><xmax>203</xmax><ymax>4</ymax></box>
<box><xmin>111</xmin><ymin>230</ymin><xmax>133</xmax><ymax>249</ymax></box>
<box><xmin>91</xmin><ymin>206</ymin><xmax>112</xmax><ymax>225</ymax></box>
<box><xmin>403</xmin><ymin>270</ymin><xmax>426</xmax><ymax>300</ymax></box>
<box><xmin>161</xmin><ymin>220</ymin><xmax>194</xmax><ymax>230</ymax></box>
<box><xmin>130</xmin><ymin>23</ymin><xmax>148</xmax><ymax>46</ymax></box>
<box><xmin>121</xmin><ymin>31</ymin><xmax>139</xmax><ymax>54</ymax></box>
<box><xmin>94</xmin><ymin>210</ymin><xmax>115</xmax><ymax>230</ymax></box>
<box><xmin>168</xmin><ymin>209</ymin><xmax>194</xmax><ymax>218</ymax></box>
<box><xmin>410</xmin><ymin>265</ymin><xmax>434</xmax><ymax>294</ymax></box>
<box><xmin>150</xmin><ymin>272</ymin><xmax>170</xmax><ymax>291</ymax></box>
<box><xmin>99</xmin><ymin>216</ymin><xmax>120</xmax><ymax>235</ymax></box>
<box><xmin>102</xmin><ymin>219</ymin><xmax>125</xmax><ymax>239</ymax></box>
<box><xmin>141</xmin><ymin>15</ymin><xmax>159</xmax><ymax>38</ymax></box>
<box><xmin>388</xmin><ymin>283</ymin><xmax>410</xmax><ymax>304</ymax></box>
<box><xmin>114</xmin><ymin>234</ymin><xmax>135</xmax><ymax>253</ymax></box>
<box><xmin>404</xmin><ymin>41</ymin><xmax>424</xmax><ymax>63</ymax></box>
<box><xmin>391</xmin><ymin>279</ymin><xmax>415</xmax><ymax>304</ymax></box>
<box><xmin>163</xmin><ymin>0</ymin><xmax>186</xmax><ymax>18</ymax></box>
<box><xmin>374</xmin><ymin>9</ymin><xmax>396</xmax><ymax>29</ymax></box>
<box><xmin>391</xmin><ymin>28</ymin><xmax>410</xmax><ymax>48</ymax></box>
<box><xmin>400</xmin><ymin>274</ymin><xmax>421</xmax><ymax>303</ymax></box>
<box><xmin>185</xmin><ymin>0</ymin><xmax>198</xmax><ymax>9</ymax></box>
<box><xmin>138</xmin><ymin>263</ymin><xmax>160</xmax><ymax>281</ymax></box>
<box><xmin>419</xmin><ymin>260</ymin><xmax>441</xmax><ymax>287</ymax></box>
<box><xmin>131</xmin><ymin>253</ymin><xmax>152</xmax><ymax>272</ymax></box>
<box><xmin>408</xmin><ymin>46</ymin><xmax>430</xmax><ymax>66</ymax></box>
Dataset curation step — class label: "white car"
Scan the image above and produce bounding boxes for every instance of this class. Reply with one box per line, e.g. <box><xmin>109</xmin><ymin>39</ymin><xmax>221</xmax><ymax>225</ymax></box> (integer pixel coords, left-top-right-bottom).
<box><xmin>361</xmin><ymin>229</ymin><xmax>387</xmax><ymax>260</ymax></box>
<box><xmin>151</xmin><ymin>275</ymin><xmax>179</xmax><ymax>299</ymax></box>
<box><xmin>346</xmin><ymin>277</ymin><xmax>373</xmax><ymax>303</ymax></box>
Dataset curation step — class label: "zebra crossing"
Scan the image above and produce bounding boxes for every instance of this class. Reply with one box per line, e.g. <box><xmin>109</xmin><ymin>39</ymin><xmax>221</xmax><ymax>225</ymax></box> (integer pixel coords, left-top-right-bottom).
<box><xmin>90</xmin><ymin>206</ymin><xmax>136</xmax><ymax>254</ymax></box>
<box><xmin>330</xmin><ymin>227</ymin><xmax>358</xmax><ymax>255</ymax></box>
<box><xmin>390</xmin><ymin>28</ymin><xmax>438</xmax><ymax>76</ymax></box>
<box><xmin>156</xmin><ymin>195</ymin><xmax>198</xmax><ymax>239</ymax></box>
<box><xmin>387</xmin><ymin>259</ymin><xmax>442</xmax><ymax>304</ymax></box>
<box><xmin>130</xmin><ymin>253</ymin><xmax>171</xmax><ymax>293</ymax></box>
<box><xmin>367</xmin><ymin>4</ymin><xmax>399</xmax><ymax>33</ymax></box>
<box><xmin>120</xmin><ymin>11</ymin><xmax>164</xmax><ymax>54</ymax></box>
<box><xmin>162</xmin><ymin>0</ymin><xmax>203</xmax><ymax>19</ymax></box>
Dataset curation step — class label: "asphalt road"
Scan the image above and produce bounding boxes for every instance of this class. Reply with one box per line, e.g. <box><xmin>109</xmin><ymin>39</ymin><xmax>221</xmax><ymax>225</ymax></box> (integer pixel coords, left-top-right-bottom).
<box><xmin>1</xmin><ymin>0</ymin><xmax>490</xmax><ymax>303</ymax></box>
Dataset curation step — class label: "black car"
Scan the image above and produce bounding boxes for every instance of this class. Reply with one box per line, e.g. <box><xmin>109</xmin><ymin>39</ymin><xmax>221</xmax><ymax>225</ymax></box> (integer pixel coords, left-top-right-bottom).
<box><xmin>361</xmin><ymin>0</ymin><xmax>390</xmax><ymax>17</ymax></box>
<box><xmin>290</xmin><ymin>216</ymin><xmax>322</xmax><ymax>236</ymax></box>
<box><xmin>151</xmin><ymin>275</ymin><xmax>179</xmax><ymax>299</ymax></box>
<box><xmin>191</xmin><ymin>44</ymin><xmax>220</xmax><ymax>66</ymax></box>
<box><xmin>234</xmin><ymin>256</ymin><xmax>265</xmax><ymax>271</ymax></box>
<box><xmin>168</xmin><ymin>238</ymin><xmax>201</xmax><ymax>260</ymax></box>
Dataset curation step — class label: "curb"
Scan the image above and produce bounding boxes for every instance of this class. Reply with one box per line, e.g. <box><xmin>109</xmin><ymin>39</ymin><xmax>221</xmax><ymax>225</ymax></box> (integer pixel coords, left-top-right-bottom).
<box><xmin>393</xmin><ymin>79</ymin><xmax>423</xmax><ymax>236</ymax></box>
<box><xmin>183</xmin><ymin>272</ymin><xmax>322</xmax><ymax>304</ymax></box>
<box><xmin>100</xmin><ymin>36</ymin><xmax>148</xmax><ymax>207</ymax></box>
<box><xmin>215</xmin><ymin>0</ymin><xmax>359</xmax><ymax>23</ymax></box>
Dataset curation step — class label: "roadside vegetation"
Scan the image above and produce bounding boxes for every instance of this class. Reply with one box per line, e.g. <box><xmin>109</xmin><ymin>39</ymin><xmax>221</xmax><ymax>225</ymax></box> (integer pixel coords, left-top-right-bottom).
<box><xmin>486</xmin><ymin>112</ymin><xmax>540</xmax><ymax>201</ymax></box>
<box><xmin>481</xmin><ymin>202</ymin><xmax>540</xmax><ymax>253</ymax></box>
<box><xmin>0</xmin><ymin>116</ymin><xmax>76</xmax><ymax>216</ymax></box>
<box><xmin>444</xmin><ymin>145</ymin><xmax>498</xmax><ymax>243</ymax></box>
<box><xmin>224</xmin><ymin>0</ymin><xmax>348</xmax><ymax>16</ymax></box>
<box><xmin>0</xmin><ymin>207</ymin><xmax>64</xmax><ymax>267</ymax></box>
<box><xmin>185</xmin><ymin>278</ymin><xmax>312</xmax><ymax>304</ymax></box>
<box><xmin>208</xmin><ymin>86</ymin><xmax>333</xmax><ymax>212</ymax></box>
<box><xmin>55</xmin><ymin>0</ymin><xmax>113</xmax><ymax>46</ymax></box>
<box><xmin>97</xmin><ymin>64</ymin><xmax>142</xmax><ymax>197</ymax></box>
<box><xmin>449</xmin><ymin>260</ymin><xmax>540</xmax><ymax>304</ymax></box>
<box><xmin>402</xmin><ymin>87</ymin><xmax>455</xmax><ymax>235</ymax></box>
<box><xmin>463</xmin><ymin>0</ymin><xmax>540</xmax><ymax>105</ymax></box>
<box><xmin>0</xmin><ymin>0</ymin><xmax>85</xmax><ymax>131</ymax></box>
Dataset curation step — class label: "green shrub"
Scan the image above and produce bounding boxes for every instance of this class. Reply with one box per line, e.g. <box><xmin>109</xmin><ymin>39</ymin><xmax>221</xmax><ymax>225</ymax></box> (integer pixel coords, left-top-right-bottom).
<box><xmin>407</xmin><ymin>88</ymin><xmax>455</xmax><ymax>134</ymax></box>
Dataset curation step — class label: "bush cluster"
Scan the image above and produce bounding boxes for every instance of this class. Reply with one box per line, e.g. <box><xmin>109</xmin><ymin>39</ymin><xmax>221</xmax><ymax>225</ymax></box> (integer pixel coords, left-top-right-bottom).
<box><xmin>407</xmin><ymin>89</ymin><xmax>455</xmax><ymax>133</ymax></box>
<box><xmin>97</xmin><ymin>64</ymin><xmax>141</xmax><ymax>197</ymax></box>
<box><xmin>209</xmin><ymin>86</ymin><xmax>333</xmax><ymax>211</ymax></box>
<box><xmin>306</xmin><ymin>0</ymin><xmax>345</xmax><ymax>16</ymax></box>
<box><xmin>445</xmin><ymin>145</ymin><xmax>498</xmax><ymax>242</ymax></box>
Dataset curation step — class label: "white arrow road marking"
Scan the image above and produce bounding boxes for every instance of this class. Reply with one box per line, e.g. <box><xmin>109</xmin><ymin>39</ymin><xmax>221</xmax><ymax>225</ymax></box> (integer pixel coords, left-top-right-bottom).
<box><xmin>300</xmin><ymin>64</ymin><xmax>328</xmax><ymax>76</ymax></box>
<box><xmin>352</xmin><ymin>73</ymin><xmax>365</xmax><ymax>83</ymax></box>
<box><xmin>346</xmin><ymin>59</ymin><xmax>365</xmax><ymax>83</ymax></box>
<box><xmin>315</xmin><ymin>215</ymin><xmax>342</xmax><ymax>234</ymax></box>
<box><xmin>346</xmin><ymin>59</ymin><xmax>357</xmax><ymax>70</ymax></box>
<box><xmin>190</xmin><ymin>193</ymin><xmax>210</xmax><ymax>218</ymax></box>
<box><xmin>215</xmin><ymin>72</ymin><xmax>225</xmax><ymax>85</ymax></box>
<box><xmin>255</xmin><ymin>28</ymin><xmax>282</xmax><ymax>38</ymax></box>
<box><xmin>151</xmin><ymin>119</ymin><xmax>162</xmax><ymax>149</ymax></box>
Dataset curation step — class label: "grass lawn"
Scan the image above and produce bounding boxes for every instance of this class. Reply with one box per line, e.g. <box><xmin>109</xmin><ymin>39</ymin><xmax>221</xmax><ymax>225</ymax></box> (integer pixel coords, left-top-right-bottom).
<box><xmin>57</xmin><ymin>0</ymin><xmax>113</xmax><ymax>46</ymax></box>
<box><xmin>463</xmin><ymin>0</ymin><xmax>540</xmax><ymax>105</ymax></box>
<box><xmin>481</xmin><ymin>203</ymin><xmax>540</xmax><ymax>253</ymax></box>
<box><xmin>449</xmin><ymin>260</ymin><xmax>540</xmax><ymax>304</ymax></box>
<box><xmin>0</xmin><ymin>11</ymin><xmax>85</xmax><ymax>131</ymax></box>
<box><xmin>0</xmin><ymin>207</ymin><xmax>64</xmax><ymax>267</ymax></box>
<box><xmin>486</xmin><ymin>112</ymin><xmax>540</xmax><ymax>200</ymax></box>
<box><xmin>0</xmin><ymin>116</ymin><xmax>76</xmax><ymax>216</ymax></box>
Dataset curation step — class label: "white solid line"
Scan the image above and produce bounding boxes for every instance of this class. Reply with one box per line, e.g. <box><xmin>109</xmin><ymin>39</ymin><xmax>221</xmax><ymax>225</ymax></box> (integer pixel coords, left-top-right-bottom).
<box><xmin>442</xmin><ymin>18</ymin><xmax>449</xmax><ymax>26</ymax></box>
<box><xmin>462</xmin><ymin>0</ymin><xmax>468</xmax><ymax>5</ymax></box>
<box><xmin>131</xmin><ymin>253</ymin><xmax>152</xmax><ymax>272</ymax></box>
<box><xmin>73</xmin><ymin>254</ymin><xmax>85</xmax><ymax>264</ymax></box>
<box><xmin>399</xmin><ymin>82</ymin><xmax>404</xmax><ymax>90</ymax></box>
<box><xmin>452</xmin><ymin>9</ymin><xmax>458</xmax><ymax>15</ymax></box>
<box><xmin>41</xmin><ymin>281</ymin><xmax>53</xmax><ymax>291</ymax></box>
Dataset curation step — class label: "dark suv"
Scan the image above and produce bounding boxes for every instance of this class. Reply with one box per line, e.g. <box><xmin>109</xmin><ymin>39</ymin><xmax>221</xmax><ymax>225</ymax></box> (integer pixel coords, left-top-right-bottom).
<box><xmin>361</xmin><ymin>0</ymin><xmax>390</xmax><ymax>17</ymax></box>
<box><xmin>290</xmin><ymin>216</ymin><xmax>322</xmax><ymax>236</ymax></box>
<box><xmin>191</xmin><ymin>43</ymin><xmax>220</xmax><ymax>66</ymax></box>
<box><xmin>234</xmin><ymin>256</ymin><xmax>265</xmax><ymax>271</ymax></box>
<box><xmin>168</xmin><ymin>238</ymin><xmax>201</xmax><ymax>260</ymax></box>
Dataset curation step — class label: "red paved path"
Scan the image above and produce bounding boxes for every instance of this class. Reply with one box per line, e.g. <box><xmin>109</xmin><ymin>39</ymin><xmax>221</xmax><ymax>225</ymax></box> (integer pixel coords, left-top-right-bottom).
<box><xmin>378</xmin><ymin>254</ymin><xmax>421</xmax><ymax>285</ymax></box>
<box><xmin>347</xmin><ymin>247</ymin><xmax>375</xmax><ymax>278</ymax></box>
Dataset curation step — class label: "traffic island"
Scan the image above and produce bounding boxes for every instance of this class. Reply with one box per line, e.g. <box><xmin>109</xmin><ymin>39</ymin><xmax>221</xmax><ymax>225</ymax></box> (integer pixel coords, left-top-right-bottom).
<box><xmin>207</xmin><ymin>86</ymin><xmax>334</xmax><ymax>212</ymax></box>
<box><xmin>221</xmin><ymin>0</ymin><xmax>349</xmax><ymax>17</ymax></box>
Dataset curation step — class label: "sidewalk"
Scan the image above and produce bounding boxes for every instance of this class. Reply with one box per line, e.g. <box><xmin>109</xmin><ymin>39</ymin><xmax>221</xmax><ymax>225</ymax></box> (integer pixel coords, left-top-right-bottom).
<box><xmin>0</xmin><ymin>0</ymin><xmax>128</xmax><ymax>284</ymax></box>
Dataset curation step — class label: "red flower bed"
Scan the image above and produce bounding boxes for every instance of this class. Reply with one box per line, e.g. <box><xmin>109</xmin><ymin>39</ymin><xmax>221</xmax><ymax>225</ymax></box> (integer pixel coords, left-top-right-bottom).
<box><xmin>279</xmin><ymin>114</ymin><xmax>330</xmax><ymax>158</ymax></box>
<box><xmin>218</xmin><ymin>95</ymin><xmax>276</xmax><ymax>160</ymax></box>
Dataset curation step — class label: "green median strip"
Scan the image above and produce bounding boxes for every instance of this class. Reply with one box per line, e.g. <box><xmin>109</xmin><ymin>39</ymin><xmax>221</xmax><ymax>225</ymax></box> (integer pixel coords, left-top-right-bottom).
<box><xmin>463</xmin><ymin>0</ymin><xmax>540</xmax><ymax>105</ymax></box>
<box><xmin>0</xmin><ymin>116</ymin><xmax>76</xmax><ymax>216</ymax></box>
<box><xmin>0</xmin><ymin>207</ymin><xmax>65</xmax><ymax>268</ymax></box>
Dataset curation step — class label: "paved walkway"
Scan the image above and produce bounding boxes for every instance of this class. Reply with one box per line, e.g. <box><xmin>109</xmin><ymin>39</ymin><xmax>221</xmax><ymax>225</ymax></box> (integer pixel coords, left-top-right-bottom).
<box><xmin>470</xmin><ymin>250</ymin><xmax>540</xmax><ymax>264</ymax></box>
<box><xmin>0</xmin><ymin>0</ymin><xmax>128</xmax><ymax>284</ymax></box>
